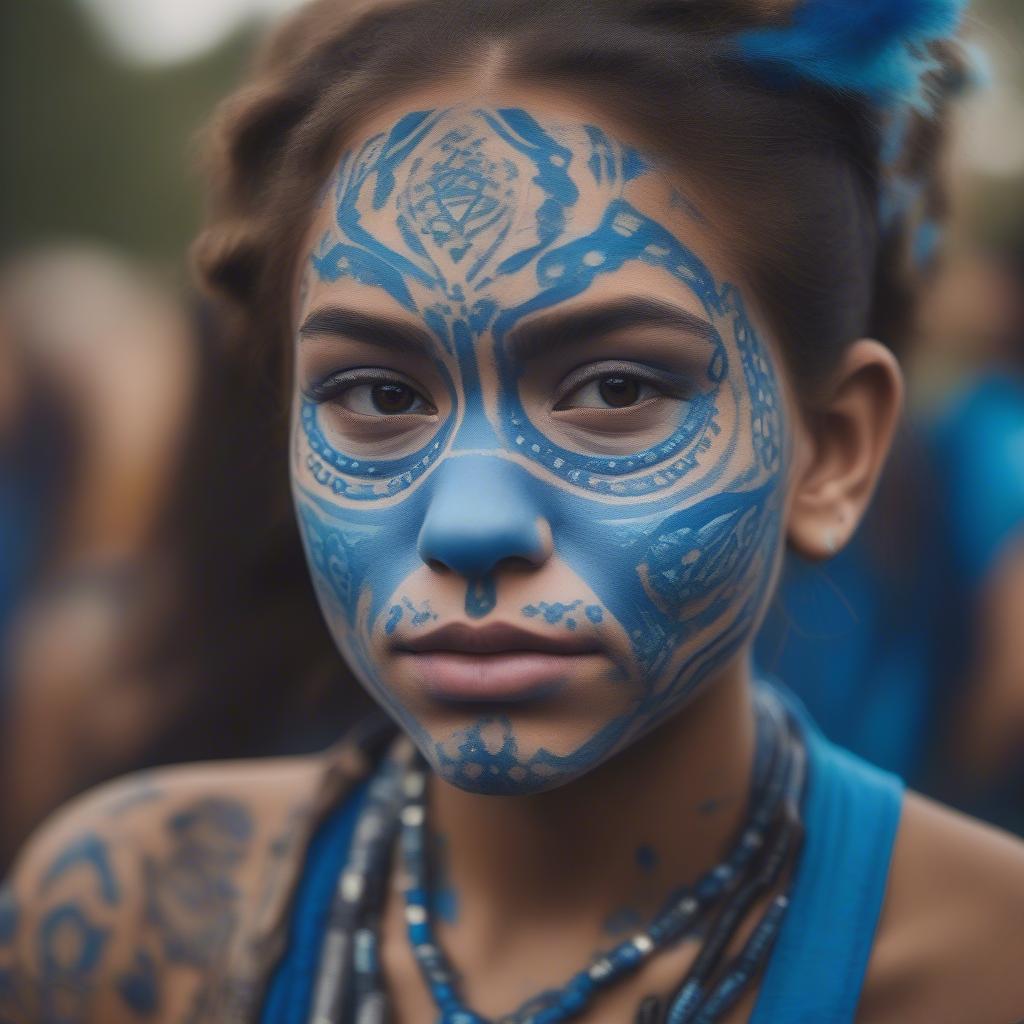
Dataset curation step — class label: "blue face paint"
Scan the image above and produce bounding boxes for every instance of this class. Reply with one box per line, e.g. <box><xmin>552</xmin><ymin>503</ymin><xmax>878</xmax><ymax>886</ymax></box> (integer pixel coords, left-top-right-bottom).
<box><xmin>464</xmin><ymin>575</ymin><xmax>497</xmax><ymax>620</ymax></box>
<box><xmin>293</xmin><ymin>105</ymin><xmax>787</xmax><ymax>795</ymax></box>
<box><xmin>523</xmin><ymin>601</ymin><xmax>581</xmax><ymax>625</ymax></box>
<box><xmin>385</xmin><ymin>605</ymin><xmax>404</xmax><ymax>636</ymax></box>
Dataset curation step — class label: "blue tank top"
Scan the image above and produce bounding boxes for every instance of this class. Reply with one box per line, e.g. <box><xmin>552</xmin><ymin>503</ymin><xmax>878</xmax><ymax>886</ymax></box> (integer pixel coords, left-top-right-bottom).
<box><xmin>261</xmin><ymin>703</ymin><xmax>904</xmax><ymax>1023</ymax></box>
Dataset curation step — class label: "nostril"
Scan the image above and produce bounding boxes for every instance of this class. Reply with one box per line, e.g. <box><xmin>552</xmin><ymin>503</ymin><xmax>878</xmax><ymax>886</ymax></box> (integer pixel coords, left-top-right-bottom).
<box><xmin>504</xmin><ymin>554</ymin><xmax>543</xmax><ymax>572</ymax></box>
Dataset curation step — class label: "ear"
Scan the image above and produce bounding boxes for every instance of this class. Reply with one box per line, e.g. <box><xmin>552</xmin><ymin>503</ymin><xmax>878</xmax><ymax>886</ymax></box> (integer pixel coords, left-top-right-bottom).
<box><xmin>787</xmin><ymin>339</ymin><xmax>904</xmax><ymax>561</ymax></box>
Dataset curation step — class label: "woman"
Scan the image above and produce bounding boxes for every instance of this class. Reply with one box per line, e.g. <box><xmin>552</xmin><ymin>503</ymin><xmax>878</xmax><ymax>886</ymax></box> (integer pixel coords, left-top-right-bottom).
<box><xmin>3</xmin><ymin>1</ymin><xmax>1024</xmax><ymax>1021</ymax></box>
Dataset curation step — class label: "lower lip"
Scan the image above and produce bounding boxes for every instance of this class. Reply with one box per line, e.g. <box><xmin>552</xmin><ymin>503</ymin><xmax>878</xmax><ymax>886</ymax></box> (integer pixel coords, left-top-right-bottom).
<box><xmin>399</xmin><ymin>651</ymin><xmax>601</xmax><ymax>702</ymax></box>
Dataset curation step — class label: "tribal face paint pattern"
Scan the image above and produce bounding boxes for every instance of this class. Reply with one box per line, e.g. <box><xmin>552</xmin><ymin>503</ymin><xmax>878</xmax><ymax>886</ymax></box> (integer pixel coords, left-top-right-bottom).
<box><xmin>293</xmin><ymin>104</ymin><xmax>786</xmax><ymax>794</ymax></box>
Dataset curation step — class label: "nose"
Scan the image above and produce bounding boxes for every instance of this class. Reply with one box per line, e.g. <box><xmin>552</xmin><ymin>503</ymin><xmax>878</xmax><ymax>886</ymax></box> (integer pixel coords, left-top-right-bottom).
<box><xmin>417</xmin><ymin>455</ymin><xmax>552</xmax><ymax>579</ymax></box>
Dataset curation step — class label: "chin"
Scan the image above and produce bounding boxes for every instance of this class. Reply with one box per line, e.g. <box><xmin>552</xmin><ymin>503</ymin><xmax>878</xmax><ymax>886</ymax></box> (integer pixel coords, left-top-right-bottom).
<box><xmin>421</xmin><ymin>711</ymin><xmax>625</xmax><ymax>796</ymax></box>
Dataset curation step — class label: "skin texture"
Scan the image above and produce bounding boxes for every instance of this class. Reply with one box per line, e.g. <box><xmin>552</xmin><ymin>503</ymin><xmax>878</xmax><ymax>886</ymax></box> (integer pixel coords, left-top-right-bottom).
<box><xmin>3</xmin><ymin>85</ymin><xmax>1024</xmax><ymax>1023</ymax></box>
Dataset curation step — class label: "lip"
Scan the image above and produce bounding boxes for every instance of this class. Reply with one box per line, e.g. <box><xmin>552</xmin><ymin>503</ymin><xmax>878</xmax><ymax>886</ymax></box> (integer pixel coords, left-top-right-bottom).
<box><xmin>396</xmin><ymin>622</ymin><xmax>600</xmax><ymax>656</ymax></box>
<box><xmin>393</xmin><ymin>622</ymin><xmax>604</xmax><ymax>702</ymax></box>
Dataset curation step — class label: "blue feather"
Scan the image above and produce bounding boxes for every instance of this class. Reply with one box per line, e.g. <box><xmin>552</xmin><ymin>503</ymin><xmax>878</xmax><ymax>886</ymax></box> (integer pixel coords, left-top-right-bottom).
<box><xmin>736</xmin><ymin>0</ymin><xmax>968</xmax><ymax>109</ymax></box>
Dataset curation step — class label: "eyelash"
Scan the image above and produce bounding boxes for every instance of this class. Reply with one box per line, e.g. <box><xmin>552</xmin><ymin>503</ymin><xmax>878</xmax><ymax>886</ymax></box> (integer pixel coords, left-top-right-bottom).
<box><xmin>305</xmin><ymin>368</ymin><xmax>435</xmax><ymax>416</ymax></box>
<box><xmin>304</xmin><ymin>360</ymin><xmax>689</xmax><ymax>419</ymax></box>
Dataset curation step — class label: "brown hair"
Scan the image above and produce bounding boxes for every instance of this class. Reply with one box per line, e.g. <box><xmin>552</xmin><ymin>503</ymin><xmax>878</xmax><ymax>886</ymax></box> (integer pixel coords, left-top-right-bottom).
<box><xmin>193</xmin><ymin>0</ymin><xmax>965</xmax><ymax>397</ymax></box>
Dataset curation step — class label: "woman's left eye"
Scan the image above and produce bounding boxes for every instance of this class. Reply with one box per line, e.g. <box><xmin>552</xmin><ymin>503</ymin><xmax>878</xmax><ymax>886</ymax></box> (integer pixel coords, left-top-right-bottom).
<box><xmin>559</xmin><ymin>374</ymin><xmax>661</xmax><ymax>410</ymax></box>
<box><xmin>554</xmin><ymin>361</ymin><xmax>685</xmax><ymax>412</ymax></box>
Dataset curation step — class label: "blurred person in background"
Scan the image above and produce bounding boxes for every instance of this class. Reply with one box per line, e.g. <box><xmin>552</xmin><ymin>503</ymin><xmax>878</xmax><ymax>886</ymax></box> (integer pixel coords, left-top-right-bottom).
<box><xmin>0</xmin><ymin>246</ymin><xmax>364</xmax><ymax>869</ymax></box>
<box><xmin>930</xmin><ymin>239</ymin><xmax>1024</xmax><ymax>826</ymax></box>
<box><xmin>0</xmin><ymin>246</ymin><xmax>197</xmax><ymax>865</ymax></box>
<box><xmin>756</xmin><ymin>222</ymin><xmax>1024</xmax><ymax>831</ymax></box>
<box><xmin>0</xmin><ymin>310</ymin><xmax>78</xmax><ymax>686</ymax></box>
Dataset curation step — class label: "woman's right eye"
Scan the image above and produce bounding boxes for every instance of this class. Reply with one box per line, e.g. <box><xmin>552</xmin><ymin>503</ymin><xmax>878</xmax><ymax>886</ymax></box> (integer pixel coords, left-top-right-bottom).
<box><xmin>307</xmin><ymin>370</ymin><xmax>436</xmax><ymax>417</ymax></box>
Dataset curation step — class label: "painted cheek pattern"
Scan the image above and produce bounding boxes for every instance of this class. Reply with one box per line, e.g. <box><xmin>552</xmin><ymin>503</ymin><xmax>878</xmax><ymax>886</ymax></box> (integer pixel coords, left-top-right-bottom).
<box><xmin>294</xmin><ymin>107</ymin><xmax>786</xmax><ymax>793</ymax></box>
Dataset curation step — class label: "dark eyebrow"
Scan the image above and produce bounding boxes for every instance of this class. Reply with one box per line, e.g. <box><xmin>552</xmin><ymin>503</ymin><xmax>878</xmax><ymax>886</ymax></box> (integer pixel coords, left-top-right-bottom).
<box><xmin>299</xmin><ymin>305</ymin><xmax>436</xmax><ymax>355</ymax></box>
<box><xmin>508</xmin><ymin>297</ymin><xmax>717</xmax><ymax>362</ymax></box>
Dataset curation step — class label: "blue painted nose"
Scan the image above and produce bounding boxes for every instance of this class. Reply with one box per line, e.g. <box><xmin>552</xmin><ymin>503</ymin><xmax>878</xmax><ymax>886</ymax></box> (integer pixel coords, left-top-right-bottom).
<box><xmin>417</xmin><ymin>455</ymin><xmax>550</xmax><ymax>578</ymax></box>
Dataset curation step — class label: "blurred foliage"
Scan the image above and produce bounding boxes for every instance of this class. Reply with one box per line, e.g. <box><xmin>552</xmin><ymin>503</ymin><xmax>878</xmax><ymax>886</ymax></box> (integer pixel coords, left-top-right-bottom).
<box><xmin>2</xmin><ymin>0</ymin><xmax>255</xmax><ymax>273</ymax></box>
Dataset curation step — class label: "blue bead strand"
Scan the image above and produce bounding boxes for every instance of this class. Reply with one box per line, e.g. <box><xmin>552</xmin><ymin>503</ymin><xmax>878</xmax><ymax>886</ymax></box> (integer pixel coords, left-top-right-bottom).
<box><xmin>393</xmin><ymin>688</ymin><xmax>805</xmax><ymax>1024</ymax></box>
<box><xmin>690</xmin><ymin>895</ymin><xmax>791</xmax><ymax>1024</ymax></box>
<box><xmin>664</xmin><ymin>713</ymin><xmax>807</xmax><ymax>1024</ymax></box>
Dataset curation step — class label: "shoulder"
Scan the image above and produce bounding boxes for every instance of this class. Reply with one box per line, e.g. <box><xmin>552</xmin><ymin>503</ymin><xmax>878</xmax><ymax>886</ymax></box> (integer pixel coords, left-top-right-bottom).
<box><xmin>0</xmin><ymin>753</ymin><xmax>334</xmax><ymax>1023</ymax></box>
<box><xmin>858</xmin><ymin>791</ymin><xmax>1024</xmax><ymax>1022</ymax></box>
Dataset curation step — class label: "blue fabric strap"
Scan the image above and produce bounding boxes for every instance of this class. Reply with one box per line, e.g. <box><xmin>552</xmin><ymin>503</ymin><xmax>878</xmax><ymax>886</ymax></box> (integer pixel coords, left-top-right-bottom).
<box><xmin>750</xmin><ymin>719</ymin><xmax>904</xmax><ymax>1023</ymax></box>
<box><xmin>261</xmin><ymin>782</ymin><xmax>368</xmax><ymax>1024</ymax></box>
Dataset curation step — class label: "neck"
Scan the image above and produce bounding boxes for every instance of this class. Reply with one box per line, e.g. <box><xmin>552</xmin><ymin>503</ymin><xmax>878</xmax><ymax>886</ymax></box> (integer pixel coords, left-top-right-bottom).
<box><xmin>427</xmin><ymin>660</ymin><xmax>757</xmax><ymax>946</ymax></box>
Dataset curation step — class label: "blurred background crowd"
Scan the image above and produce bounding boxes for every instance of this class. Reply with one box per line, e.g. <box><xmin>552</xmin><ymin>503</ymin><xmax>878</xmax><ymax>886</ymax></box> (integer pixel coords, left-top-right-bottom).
<box><xmin>1</xmin><ymin>0</ymin><xmax>1023</xmax><ymax>870</ymax></box>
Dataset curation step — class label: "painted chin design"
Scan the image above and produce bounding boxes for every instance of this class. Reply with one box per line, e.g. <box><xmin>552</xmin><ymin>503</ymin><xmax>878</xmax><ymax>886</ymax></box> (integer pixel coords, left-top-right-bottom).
<box><xmin>294</xmin><ymin>105</ymin><xmax>786</xmax><ymax>795</ymax></box>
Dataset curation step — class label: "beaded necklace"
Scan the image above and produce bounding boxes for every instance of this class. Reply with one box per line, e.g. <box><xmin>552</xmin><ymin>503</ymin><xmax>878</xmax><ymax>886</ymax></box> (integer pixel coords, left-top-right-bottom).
<box><xmin>309</xmin><ymin>687</ymin><xmax>806</xmax><ymax>1024</ymax></box>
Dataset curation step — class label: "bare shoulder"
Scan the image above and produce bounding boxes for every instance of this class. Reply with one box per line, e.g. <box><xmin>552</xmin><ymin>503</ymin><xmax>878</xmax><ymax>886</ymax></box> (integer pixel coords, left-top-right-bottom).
<box><xmin>0</xmin><ymin>753</ymin><xmax>328</xmax><ymax>1023</ymax></box>
<box><xmin>859</xmin><ymin>791</ymin><xmax>1024</xmax><ymax>1023</ymax></box>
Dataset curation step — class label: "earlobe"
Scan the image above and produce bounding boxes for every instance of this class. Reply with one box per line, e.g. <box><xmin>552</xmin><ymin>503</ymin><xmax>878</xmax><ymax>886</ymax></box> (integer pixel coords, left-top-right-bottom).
<box><xmin>786</xmin><ymin>339</ymin><xmax>904</xmax><ymax>561</ymax></box>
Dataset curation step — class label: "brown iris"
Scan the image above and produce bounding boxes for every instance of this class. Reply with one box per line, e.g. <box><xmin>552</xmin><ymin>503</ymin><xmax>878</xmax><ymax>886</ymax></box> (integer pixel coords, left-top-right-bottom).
<box><xmin>598</xmin><ymin>376</ymin><xmax>640</xmax><ymax>408</ymax></box>
<box><xmin>371</xmin><ymin>382</ymin><xmax>416</xmax><ymax>414</ymax></box>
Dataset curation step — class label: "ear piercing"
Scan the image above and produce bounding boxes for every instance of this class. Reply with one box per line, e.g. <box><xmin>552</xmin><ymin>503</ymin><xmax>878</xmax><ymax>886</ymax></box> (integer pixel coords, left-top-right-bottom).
<box><xmin>824</xmin><ymin>530</ymin><xmax>838</xmax><ymax>555</ymax></box>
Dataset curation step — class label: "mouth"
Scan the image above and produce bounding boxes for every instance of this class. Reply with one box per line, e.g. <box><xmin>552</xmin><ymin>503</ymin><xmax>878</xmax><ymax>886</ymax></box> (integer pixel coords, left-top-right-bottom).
<box><xmin>392</xmin><ymin>622</ymin><xmax>604</xmax><ymax>702</ymax></box>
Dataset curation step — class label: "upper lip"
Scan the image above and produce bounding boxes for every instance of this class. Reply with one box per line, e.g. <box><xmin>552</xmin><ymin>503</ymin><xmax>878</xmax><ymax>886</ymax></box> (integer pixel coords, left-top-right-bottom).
<box><xmin>395</xmin><ymin>622</ymin><xmax>601</xmax><ymax>656</ymax></box>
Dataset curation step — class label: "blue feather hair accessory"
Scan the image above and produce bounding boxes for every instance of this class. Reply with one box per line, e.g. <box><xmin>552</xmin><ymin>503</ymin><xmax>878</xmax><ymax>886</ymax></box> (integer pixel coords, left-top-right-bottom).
<box><xmin>736</xmin><ymin>0</ymin><xmax>969</xmax><ymax>111</ymax></box>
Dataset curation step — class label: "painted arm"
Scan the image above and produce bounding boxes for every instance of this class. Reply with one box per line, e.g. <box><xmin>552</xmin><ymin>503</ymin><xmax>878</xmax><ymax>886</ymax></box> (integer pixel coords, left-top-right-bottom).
<box><xmin>0</xmin><ymin>762</ymin><xmax>290</xmax><ymax>1024</ymax></box>
<box><xmin>0</xmin><ymin>775</ymin><xmax>168</xmax><ymax>1023</ymax></box>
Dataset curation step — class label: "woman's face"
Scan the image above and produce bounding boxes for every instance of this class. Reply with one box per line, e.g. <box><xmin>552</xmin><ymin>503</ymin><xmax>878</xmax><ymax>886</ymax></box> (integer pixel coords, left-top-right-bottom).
<box><xmin>291</xmin><ymin>93</ymin><xmax>789</xmax><ymax>794</ymax></box>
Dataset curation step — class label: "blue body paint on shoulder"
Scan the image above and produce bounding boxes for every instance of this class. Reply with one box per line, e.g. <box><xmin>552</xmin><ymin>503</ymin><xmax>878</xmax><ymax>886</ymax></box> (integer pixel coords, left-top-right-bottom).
<box><xmin>39</xmin><ymin>903</ymin><xmax>108</xmax><ymax>982</ymax></box>
<box><xmin>41</xmin><ymin>833</ymin><xmax>120</xmax><ymax>906</ymax></box>
<box><xmin>116</xmin><ymin>949</ymin><xmax>160</xmax><ymax>1016</ymax></box>
<box><xmin>145</xmin><ymin>798</ymin><xmax>254</xmax><ymax>968</ymax></box>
